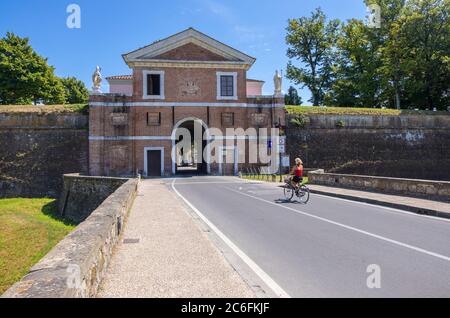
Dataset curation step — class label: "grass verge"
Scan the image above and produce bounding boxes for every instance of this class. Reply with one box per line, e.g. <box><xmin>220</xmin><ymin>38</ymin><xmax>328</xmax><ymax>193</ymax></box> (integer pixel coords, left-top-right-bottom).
<box><xmin>0</xmin><ymin>198</ymin><xmax>75</xmax><ymax>294</ymax></box>
<box><xmin>241</xmin><ymin>174</ymin><xmax>309</xmax><ymax>185</ymax></box>
<box><xmin>286</xmin><ymin>106</ymin><xmax>449</xmax><ymax>116</ymax></box>
<box><xmin>0</xmin><ymin>104</ymin><xmax>88</xmax><ymax>114</ymax></box>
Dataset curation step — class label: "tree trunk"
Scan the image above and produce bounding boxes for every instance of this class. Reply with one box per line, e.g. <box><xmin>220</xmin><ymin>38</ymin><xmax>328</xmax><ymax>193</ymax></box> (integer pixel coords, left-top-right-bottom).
<box><xmin>394</xmin><ymin>82</ymin><xmax>401</xmax><ymax>110</ymax></box>
<box><xmin>426</xmin><ymin>85</ymin><xmax>434</xmax><ymax>110</ymax></box>
<box><xmin>312</xmin><ymin>92</ymin><xmax>320</xmax><ymax>106</ymax></box>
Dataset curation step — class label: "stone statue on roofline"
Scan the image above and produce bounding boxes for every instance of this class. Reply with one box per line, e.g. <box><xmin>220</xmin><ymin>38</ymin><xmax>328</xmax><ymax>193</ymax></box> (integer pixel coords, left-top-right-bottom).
<box><xmin>274</xmin><ymin>70</ymin><xmax>282</xmax><ymax>97</ymax></box>
<box><xmin>92</xmin><ymin>66</ymin><xmax>102</xmax><ymax>93</ymax></box>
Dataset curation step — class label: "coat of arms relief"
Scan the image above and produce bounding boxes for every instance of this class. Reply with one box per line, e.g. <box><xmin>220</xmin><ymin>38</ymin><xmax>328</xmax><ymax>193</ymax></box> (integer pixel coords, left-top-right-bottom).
<box><xmin>179</xmin><ymin>79</ymin><xmax>201</xmax><ymax>97</ymax></box>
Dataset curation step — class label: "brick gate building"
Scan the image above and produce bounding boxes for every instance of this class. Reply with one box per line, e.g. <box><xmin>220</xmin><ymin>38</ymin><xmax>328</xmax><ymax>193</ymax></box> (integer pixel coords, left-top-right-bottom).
<box><xmin>89</xmin><ymin>28</ymin><xmax>285</xmax><ymax>177</ymax></box>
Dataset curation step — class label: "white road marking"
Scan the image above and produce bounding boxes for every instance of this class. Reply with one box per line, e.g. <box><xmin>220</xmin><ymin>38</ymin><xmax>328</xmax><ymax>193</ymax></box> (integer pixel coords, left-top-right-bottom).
<box><xmin>227</xmin><ymin>187</ymin><xmax>450</xmax><ymax>263</ymax></box>
<box><xmin>172</xmin><ymin>181</ymin><xmax>244</xmax><ymax>185</ymax></box>
<box><xmin>171</xmin><ymin>179</ymin><xmax>291</xmax><ymax>298</ymax></box>
<box><xmin>231</xmin><ymin>177</ymin><xmax>450</xmax><ymax>223</ymax></box>
<box><xmin>311</xmin><ymin>192</ymin><xmax>450</xmax><ymax>223</ymax></box>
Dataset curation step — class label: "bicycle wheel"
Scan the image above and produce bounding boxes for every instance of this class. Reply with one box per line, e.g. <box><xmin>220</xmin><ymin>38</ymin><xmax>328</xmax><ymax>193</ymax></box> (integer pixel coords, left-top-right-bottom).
<box><xmin>297</xmin><ymin>186</ymin><xmax>310</xmax><ymax>204</ymax></box>
<box><xmin>284</xmin><ymin>184</ymin><xmax>294</xmax><ymax>201</ymax></box>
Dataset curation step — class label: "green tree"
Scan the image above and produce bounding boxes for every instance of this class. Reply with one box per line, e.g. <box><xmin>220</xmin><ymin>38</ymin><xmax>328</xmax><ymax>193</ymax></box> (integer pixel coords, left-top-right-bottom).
<box><xmin>286</xmin><ymin>8</ymin><xmax>341</xmax><ymax>106</ymax></box>
<box><xmin>0</xmin><ymin>32</ymin><xmax>65</xmax><ymax>105</ymax></box>
<box><xmin>327</xmin><ymin>19</ymin><xmax>383</xmax><ymax>107</ymax></box>
<box><xmin>328</xmin><ymin>1</ymin><xmax>407</xmax><ymax>108</ymax></box>
<box><xmin>285</xmin><ymin>86</ymin><xmax>303</xmax><ymax>105</ymax></box>
<box><xmin>384</xmin><ymin>0</ymin><xmax>449</xmax><ymax>110</ymax></box>
<box><xmin>369</xmin><ymin>0</ymin><xmax>407</xmax><ymax>109</ymax></box>
<box><xmin>61</xmin><ymin>77</ymin><xmax>89</xmax><ymax>104</ymax></box>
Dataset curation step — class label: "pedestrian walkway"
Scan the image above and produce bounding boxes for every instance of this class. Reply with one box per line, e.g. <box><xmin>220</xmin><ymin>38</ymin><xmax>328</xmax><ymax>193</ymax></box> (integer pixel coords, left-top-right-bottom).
<box><xmin>98</xmin><ymin>179</ymin><xmax>254</xmax><ymax>298</ymax></box>
<box><xmin>308</xmin><ymin>184</ymin><xmax>450</xmax><ymax>219</ymax></box>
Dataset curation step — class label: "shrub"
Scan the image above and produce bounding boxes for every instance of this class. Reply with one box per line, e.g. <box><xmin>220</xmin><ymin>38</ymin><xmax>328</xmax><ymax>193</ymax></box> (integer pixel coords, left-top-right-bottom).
<box><xmin>290</xmin><ymin>115</ymin><xmax>310</xmax><ymax>128</ymax></box>
<box><xmin>335</xmin><ymin>120</ymin><xmax>345</xmax><ymax>128</ymax></box>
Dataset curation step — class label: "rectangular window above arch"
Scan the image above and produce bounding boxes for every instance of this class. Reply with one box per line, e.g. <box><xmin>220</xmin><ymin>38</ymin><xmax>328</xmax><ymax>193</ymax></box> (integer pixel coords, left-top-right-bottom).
<box><xmin>216</xmin><ymin>72</ymin><xmax>237</xmax><ymax>100</ymax></box>
<box><xmin>143</xmin><ymin>70</ymin><xmax>165</xmax><ymax>99</ymax></box>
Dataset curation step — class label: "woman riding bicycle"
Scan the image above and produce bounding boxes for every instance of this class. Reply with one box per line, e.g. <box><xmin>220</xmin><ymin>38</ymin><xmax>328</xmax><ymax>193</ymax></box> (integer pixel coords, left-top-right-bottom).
<box><xmin>290</xmin><ymin>158</ymin><xmax>304</xmax><ymax>190</ymax></box>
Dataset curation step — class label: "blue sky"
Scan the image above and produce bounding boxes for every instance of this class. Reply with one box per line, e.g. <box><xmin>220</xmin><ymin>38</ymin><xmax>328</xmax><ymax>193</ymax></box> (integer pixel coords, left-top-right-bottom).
<box><xmin>0</xmin><ymin>0</ymin><xmax>367</xmax><ymax>104</ymax></box>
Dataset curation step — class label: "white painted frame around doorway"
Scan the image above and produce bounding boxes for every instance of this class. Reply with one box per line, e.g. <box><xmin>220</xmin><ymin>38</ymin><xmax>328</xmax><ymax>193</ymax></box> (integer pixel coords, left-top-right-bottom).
<box><xmin>144</xmin><ymin>147</ymin><xmax>165</xmax><ymax>177</ymax></box>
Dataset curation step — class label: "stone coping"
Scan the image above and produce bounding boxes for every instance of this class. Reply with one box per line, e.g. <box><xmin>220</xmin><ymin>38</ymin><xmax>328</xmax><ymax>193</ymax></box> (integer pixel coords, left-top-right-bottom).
<box><xmin>62</xmin><ymin>173</ymin><xmax>130</xmax><ymax>181</ymax></box>
<box><xmin>287</xmin><ymin>113</ymin><xmax>450</xmax><ymax>129</ymax></box>
<box><xmin>309</xmin><ymin>172</ymin><xmax>450</xmax><ymax>202</ymax></box>
<box><xmin>0</xmin><ymin>113</ymin><xmax>88</xmax><ymax>129</ymax></box>
<box><xmin>2</xmin><ymin>178</ymin><xmax>139</xmax><ymax>298</ymax></box>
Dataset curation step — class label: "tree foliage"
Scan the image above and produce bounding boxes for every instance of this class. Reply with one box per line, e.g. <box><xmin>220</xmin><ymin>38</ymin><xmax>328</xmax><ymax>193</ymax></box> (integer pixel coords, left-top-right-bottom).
<box><xmin>0</xmin><ymin>32</ymin><xmax>66</xmax><ymax>105</ymax></box>
<box><xmin>286</xmin><ymin>8</ymin><xmax>341</xmax><ymax>106</ymax></box>
<box><xmin>386</xmin><ymin>0</ymin><xmax>450</xmax><ymax>109</ymax></box>
<box><xmin>286</xmin><ymin>0</ymin><xmax>450</xmax><ymax>110</ymax></box>
<box><xmin>285</xmin><ymin>86</ymin><xmax>303</xmax><ymax>105</ymax></box>
<box><xmin>61</xmin><ymin>77</ymin><xmax>89</xmax><ymax>104</ymax></box>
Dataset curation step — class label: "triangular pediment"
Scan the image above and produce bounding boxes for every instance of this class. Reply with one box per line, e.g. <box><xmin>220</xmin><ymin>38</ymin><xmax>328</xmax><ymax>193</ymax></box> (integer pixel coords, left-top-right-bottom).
<box><xmin>151</xmin><ymin>42</ymin><xmax>234</xmax><ymax>62</ymax></box>
<box><xmin>123</xmin><ymin>28</ymin><xmax>255</xmax><ymax>66</ymax></box>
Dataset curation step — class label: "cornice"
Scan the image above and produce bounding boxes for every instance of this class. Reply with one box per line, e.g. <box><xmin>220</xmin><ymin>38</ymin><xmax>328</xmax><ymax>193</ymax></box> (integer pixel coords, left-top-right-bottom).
<box><xmin>127</xmin><ymin>60</ymin><xmax>251</xmax><ymax>70</ymax></box>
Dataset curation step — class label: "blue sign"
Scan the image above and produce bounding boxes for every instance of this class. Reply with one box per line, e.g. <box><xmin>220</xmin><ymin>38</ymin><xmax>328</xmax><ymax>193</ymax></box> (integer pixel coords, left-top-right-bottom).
<box><xmin>267</xmin><ymin>140</ymin><xmax>272</xmax><ymax>149</ymax></box>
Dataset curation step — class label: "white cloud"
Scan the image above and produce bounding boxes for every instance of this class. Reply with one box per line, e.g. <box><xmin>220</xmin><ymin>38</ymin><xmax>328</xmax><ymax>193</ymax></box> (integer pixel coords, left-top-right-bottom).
<box><xmin>194</xmin><ymin>0</ymin><xmax>274</xmax><ymax>53</ymax></box>
<box><xmin>199</xmin><ymin>0</ymin><xmax>235</xmax><ymax>22</ymax></box>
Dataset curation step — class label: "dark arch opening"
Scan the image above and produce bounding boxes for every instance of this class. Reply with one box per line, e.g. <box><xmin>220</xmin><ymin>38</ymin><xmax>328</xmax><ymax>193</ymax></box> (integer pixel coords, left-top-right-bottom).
<box><xmin>174</xmin><ymin>120</ymin><xmax>208</xmax><ymax>175</ymax></box>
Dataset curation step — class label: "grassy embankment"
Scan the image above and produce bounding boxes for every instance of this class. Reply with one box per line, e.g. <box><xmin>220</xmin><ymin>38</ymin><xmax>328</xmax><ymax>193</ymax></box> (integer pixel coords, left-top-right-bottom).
<box><xmin>241</xmin><ymin>174</ymin><xmax>309</xmax><ymax>185</ymax></box>
<box><xmin>286</xmin><ymin>105</ymin><xmax>450</xmax><ymax>116</ymax></box>
<box><xmin>0</xmin><ymin>104</ymin><xmax>88</xmax><ymax>114</ymax></box>
<box><xmin>0</xmin><ymin>198</ymin><xmax>75</xmax><ymax>294</ymax></box>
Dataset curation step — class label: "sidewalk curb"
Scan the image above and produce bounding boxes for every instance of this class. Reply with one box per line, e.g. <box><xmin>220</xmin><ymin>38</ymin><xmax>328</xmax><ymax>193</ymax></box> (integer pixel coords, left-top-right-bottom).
<box><xmin>310</xmin><ymin>189</ymin><xmax>450</xmax><ymax>220</ymax></box>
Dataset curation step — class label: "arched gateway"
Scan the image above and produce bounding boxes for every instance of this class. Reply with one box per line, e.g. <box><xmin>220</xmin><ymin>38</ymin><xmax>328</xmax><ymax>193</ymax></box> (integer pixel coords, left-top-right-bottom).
<box><xmin>171</xmin><ymin>117</ymin><xmax>210</xmax><ymax>175</ymax></box>
<box><xmin>88</xmin><ymin>28</ymin><xmax>285</xmax><ymax>177</ymax></box>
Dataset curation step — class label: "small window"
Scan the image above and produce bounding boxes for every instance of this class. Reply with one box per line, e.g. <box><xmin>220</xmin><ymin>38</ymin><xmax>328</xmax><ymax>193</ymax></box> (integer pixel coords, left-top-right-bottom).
<box><xmin>147</xmin><ymin>112</ymin><xmax>161</xmax><ymax>126</ymax></box>
<box><xmin>147</xmin><ymin>74</ymin><xmax>161</xmax><ymax>96</ymax></box>
<box><xmin>220</xmin><ymin>75</ymin><xmax>234</xmax><ymax>97</ymax></box>
<box><xmin>222</xmin><ymin>112</ymin><xmax>235</xmax><ymax>126</ymax></box>
<box><xmin>143</xmin><ymin>70</ymin><xmax>164</xmax><ymax>99</ymax></box>
<box><xmin>216</xmin><ymin>72</ymin><xmax>237</xmax><ymax>100</ymax></box>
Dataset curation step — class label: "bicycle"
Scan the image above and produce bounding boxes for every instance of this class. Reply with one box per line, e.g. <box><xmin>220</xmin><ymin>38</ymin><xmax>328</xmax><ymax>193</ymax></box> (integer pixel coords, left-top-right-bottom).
<box><xmin>283</xmin><ymin>177</ymin><xmax>310</xmax><ymax>203</ymax></box>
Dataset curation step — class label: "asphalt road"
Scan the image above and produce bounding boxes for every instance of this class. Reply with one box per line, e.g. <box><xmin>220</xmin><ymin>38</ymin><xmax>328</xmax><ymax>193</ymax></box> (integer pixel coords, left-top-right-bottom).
<box><xmin>170</xmin><ymin>176</ymin><xmax>450</xmax><ymax>298</ymax></box>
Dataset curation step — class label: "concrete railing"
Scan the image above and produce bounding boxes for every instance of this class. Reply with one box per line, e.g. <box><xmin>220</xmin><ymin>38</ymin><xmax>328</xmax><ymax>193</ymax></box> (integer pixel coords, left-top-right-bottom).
<box><xmin>308</xmin><ymin>171</ymin><xmax>450</xmax><ymax>202</ymax></box>
<box><xmin>2</xmin><ymin>178</ymin><xmax>139</xmax><ymax>298</ymax></box>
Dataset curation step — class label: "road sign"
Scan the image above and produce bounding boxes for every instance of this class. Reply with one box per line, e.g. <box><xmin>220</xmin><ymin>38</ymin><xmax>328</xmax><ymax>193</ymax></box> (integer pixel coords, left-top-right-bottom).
<box><xmin>281</xmin><ymin>155</ymin><xmax>290</xmax><ymax>167</ymax></box>
<box><xmin>279</xmin><ymin>144</ymin><xmax>286</xmax><ymax>154</ymax></box>
<box><xmin>267</xmin><ymin>140</ymin><xmax>272</xmax><ymax>149</ymax></box>
<box><xmin>279</xmin><ymin>136</ymin><xmax>286</xmax><ymax>146</ymax></box>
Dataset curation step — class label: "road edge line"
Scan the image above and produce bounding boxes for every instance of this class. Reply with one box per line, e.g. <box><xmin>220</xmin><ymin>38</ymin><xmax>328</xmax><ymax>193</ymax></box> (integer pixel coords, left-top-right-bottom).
<box><xmin>171</xmin><ymin>179</ymin><xmax>291</xmax><ymax>298</ymax></box>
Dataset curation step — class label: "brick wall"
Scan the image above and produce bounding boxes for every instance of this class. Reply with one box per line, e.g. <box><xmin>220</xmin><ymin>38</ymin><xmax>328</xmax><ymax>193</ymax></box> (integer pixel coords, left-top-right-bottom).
<box><xmin>0</xmin><ymin>113</ymin><xmax>89</xmax><ymax>198</ymax></box>
<box><xmin>286</xmin><ymin>114</ymin><xmax>450</xmax><ymax>181</ymax></box>
<box><xmin>154</xmin><ymin>42</ymin><xmax>228</xmax><ymax>61</ymax></box>
<box><xmin>131</xmin><ymin>67</ymin><xmax>247</xmax><ymax>103</ymax></box>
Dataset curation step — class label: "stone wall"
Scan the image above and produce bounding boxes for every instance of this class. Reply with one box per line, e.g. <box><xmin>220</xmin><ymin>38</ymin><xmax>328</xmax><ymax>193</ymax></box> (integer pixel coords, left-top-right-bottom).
<box><xmin>286</xmin><ymin>114</ymin><xmax>450</xmax><ymax>181</ymax></box>
<box><xmin>2</xmin><ymin>178</ymin><xmax>139</xmax><ymax>298</ymax></box>
<box><xmin>0</xmin><ymin>112</ymin><xmax>88</xmax><ymax>198</ymax></box>
<box><xmin>309</xmin><ymin>171</ymin><xmax>450</xmax><ymax>202</ymax></box>
<box><xmin>59</xmin><ymin>174</ymin><xmax>129</xmax><ymax>223</ymax></box>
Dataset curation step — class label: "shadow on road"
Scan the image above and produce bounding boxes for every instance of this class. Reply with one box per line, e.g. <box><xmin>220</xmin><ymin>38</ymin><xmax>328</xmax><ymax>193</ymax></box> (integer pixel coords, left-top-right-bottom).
<box><xmin>274</xmin><ymin>198</ymin><xmax>307</xmax><ymax>205</ymax></box>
